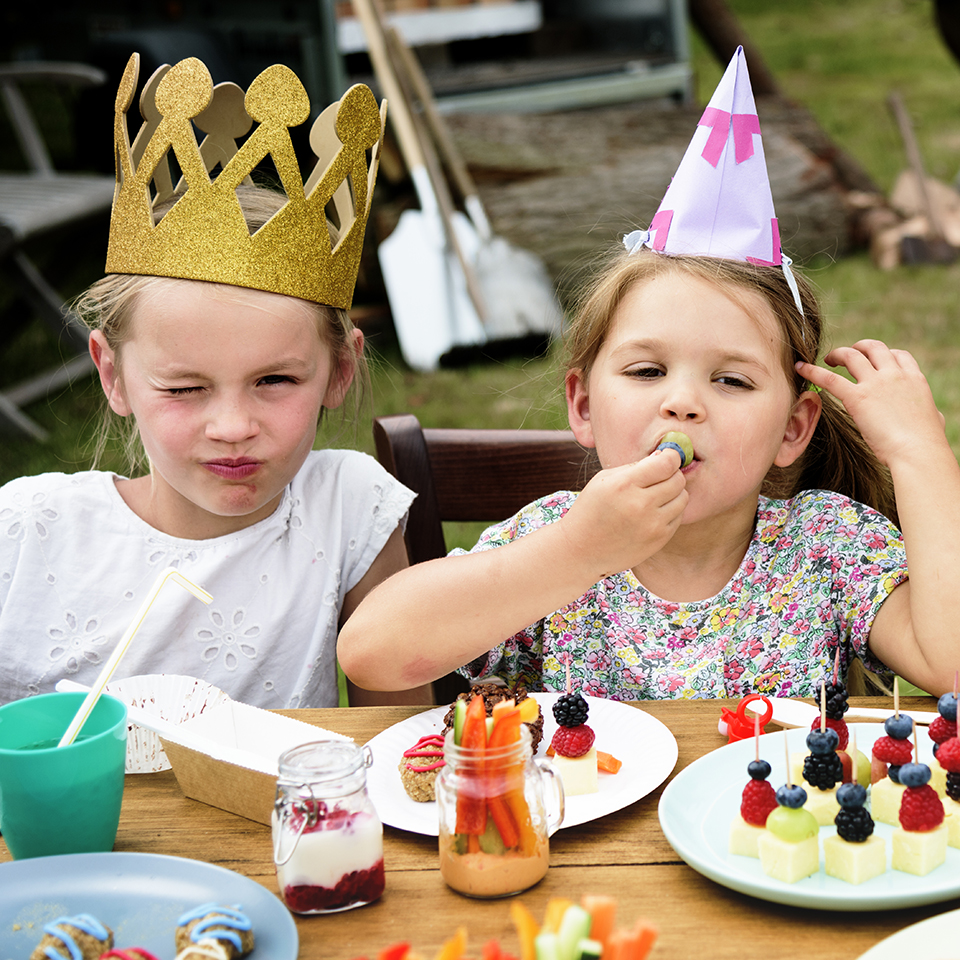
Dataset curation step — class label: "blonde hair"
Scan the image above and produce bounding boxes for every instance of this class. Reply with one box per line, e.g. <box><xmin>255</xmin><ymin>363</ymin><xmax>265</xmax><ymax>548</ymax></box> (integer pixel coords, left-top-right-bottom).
<box><xmin>566</xmin><ymin>249</ymin><xmax>898</xmax><ymax>523</ymax></box>
<box><xmin>75</xmin><ymin>185</ymin><xmax>368</xmax><ymax>474</ymax></box>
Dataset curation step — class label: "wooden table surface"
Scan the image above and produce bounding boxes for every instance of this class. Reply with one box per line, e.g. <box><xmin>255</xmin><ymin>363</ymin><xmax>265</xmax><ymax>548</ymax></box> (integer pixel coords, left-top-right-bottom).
<box><xmin>1</xmin><ymin>697</ymin><xmax>953</xmax><ymax>960</ymax></box>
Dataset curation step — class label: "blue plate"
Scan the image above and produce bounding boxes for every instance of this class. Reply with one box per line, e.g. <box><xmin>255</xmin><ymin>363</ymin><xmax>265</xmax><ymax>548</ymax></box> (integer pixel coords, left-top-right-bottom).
<box><xmin>0</xmin><ymin>851</ymin><xmax>298</xmax><ymax>958</ymax></box>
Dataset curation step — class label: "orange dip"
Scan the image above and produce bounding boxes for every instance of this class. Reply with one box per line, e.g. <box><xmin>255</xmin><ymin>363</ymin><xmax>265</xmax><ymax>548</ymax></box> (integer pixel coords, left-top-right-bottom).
<box><xmin>439</xmin><ymin>841</ymin><xmax>549</xmax><ymax>897</ymax></box>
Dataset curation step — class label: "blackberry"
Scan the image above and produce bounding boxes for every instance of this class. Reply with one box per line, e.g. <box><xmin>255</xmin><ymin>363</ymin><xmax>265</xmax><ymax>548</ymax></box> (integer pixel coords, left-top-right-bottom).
<box><xmin>803</xmin><ymin>751</ymin><xmax>843</xmax><ymax>789</ymax></box>
<box><xmin>947</xmin><ymin>771</ymin><xmax>960</xmax><ymax>803</ymax></box>
<box><xmin>816</xmin><ymin>679</ymin><xmax>848</xmax><ymax>720</ymax></box>
<box><xmin>552</xmin><ymin>692</ymin><xmax>589</xmax><ymax>727</ymax></box>
<box><xmin>835</xmin><ymin>806</ymin><xmax>875</xmax><ymax>843</ymax></box>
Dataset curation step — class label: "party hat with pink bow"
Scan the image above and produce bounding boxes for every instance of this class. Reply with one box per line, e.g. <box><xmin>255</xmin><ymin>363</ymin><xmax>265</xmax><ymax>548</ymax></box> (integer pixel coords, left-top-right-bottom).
<box><xmin>623</xmin><ymin>46</ymin><xmax>803</xmax><ymax>312</ymax></box>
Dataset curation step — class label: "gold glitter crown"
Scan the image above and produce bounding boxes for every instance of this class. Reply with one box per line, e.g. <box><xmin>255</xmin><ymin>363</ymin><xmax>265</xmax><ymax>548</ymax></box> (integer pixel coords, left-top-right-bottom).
<box><xmin>106</xmin><ymin>52</ymin><xmax>386</xmax><ymax>309</ymax></box>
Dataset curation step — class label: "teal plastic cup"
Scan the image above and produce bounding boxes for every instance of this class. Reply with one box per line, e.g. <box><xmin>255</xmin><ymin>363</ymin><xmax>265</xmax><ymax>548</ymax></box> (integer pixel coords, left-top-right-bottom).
<box><xmin>0</xmin><ymin>691</ymin><xmax>128</xmax><ymax>859</ymax></box>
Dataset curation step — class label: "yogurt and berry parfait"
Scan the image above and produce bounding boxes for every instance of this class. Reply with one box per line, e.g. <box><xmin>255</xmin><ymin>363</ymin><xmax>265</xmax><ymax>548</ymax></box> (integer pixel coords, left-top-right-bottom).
<box><xmin>272</xmin><ymin>740</ymin><xmax>385</xmax><ymax>914</ymax></box>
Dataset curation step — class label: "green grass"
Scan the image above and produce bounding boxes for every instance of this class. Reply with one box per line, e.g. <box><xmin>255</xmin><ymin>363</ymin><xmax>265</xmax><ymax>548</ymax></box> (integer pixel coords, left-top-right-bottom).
<box><xmin>4</xmin><ymin>0</ymin><xmax>960</xmax><ymax>503</ymax></box>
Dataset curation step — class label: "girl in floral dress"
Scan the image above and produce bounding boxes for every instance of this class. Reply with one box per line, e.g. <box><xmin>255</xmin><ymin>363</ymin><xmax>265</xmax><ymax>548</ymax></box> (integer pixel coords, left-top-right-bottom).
<box><xmin>338</xmin><ymin>50</ymin><xmax>960</xmax><ymax>700</ymax></box>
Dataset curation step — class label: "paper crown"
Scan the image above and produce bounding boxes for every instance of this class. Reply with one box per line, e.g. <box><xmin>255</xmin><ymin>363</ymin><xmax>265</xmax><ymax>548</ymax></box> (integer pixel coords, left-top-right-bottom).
<box><xmin>105</xmin><ymin>53</ymin><xmax>386</xmax><ymax>310</ymax></box>
<box><xmin>624</xmin><ymin>46</ymin><xmax>799</xmax><ymax>302</ymax></box>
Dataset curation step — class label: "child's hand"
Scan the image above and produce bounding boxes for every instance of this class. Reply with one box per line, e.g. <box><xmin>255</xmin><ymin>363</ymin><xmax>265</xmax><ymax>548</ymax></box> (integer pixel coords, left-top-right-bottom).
<box><xmin>561</xmin><ymin>447</ymin><xmax>688</xmax><ymax>579</ymax></box>
<box><xmin>797</xmin><ymin>339</ymin><xmax>946</xmax><ymax>468</ymax></box>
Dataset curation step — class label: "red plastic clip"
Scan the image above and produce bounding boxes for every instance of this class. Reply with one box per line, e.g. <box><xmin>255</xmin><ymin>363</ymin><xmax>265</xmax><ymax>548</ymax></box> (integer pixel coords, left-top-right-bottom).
<box><xmin>718</xmin><ymin>694</ymin><xmax>773</xmax><ymax>742</ymax></box>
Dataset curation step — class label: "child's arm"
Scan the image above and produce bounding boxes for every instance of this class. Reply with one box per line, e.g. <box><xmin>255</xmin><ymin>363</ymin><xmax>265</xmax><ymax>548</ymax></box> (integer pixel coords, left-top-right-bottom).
<box><xmin>340</xmin><ymin>526</ymin><xmax>435</xmax><ymax>705</ymax></box>
<box><xmin>337</xmin><ymin>449</ymin><xmax>687</xmax><ymax>692</ymax></box>
<box><xmin>798</xmin><ymin>339</ymin><xmax>960</xmax><ymax>695</ymax></box>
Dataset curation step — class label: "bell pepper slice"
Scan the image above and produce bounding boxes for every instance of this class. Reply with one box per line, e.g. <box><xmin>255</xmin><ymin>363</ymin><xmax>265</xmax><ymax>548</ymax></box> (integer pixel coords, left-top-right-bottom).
<box><xmin>377</xmin><ymin>944</ymin><xmax>411</xmax><ymax>960</ymax></box>
<box><xmin>455</xmin><ymin>695</ymin><xmax>488</xmax><ymax>835</ymax></box>
<box><xmin>510</xmin><ymin>901</ymin><xmax>540</xmax><ymax>960</ymax></box>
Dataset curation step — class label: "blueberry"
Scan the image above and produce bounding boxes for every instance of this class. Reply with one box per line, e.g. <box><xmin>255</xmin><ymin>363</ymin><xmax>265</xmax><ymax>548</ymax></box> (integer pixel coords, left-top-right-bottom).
<box><xmin>898</xmin><ymin>763</ymin><xmax>931</xmax><ymax>788</ymax></box>
<box><xmin>776</xmin><ymin>783</ymin><xmax>807</xmax><ymax>809</ymax></box>
<box><xmin>888</xmin><ymin>764</ymin><xmax>902</xmax><ymax>784</ymax></box>
<box><xmin>747</xmin><ymin>759</ymin><xmax>771</xmax><ymax>781</ymax></box>
<box><xmin>937</xmin><ymin>693</ymin><xmax>958</xmax><ymax>722</ymax></box>
<box><xmin>805</xmin><ymin>728</ymin><xmax>840</xmax><ymax>755</ymax></box>
<box><xmin>836</xmin><ymin>782</ymin><xmax>867</xmax><ymax>809</ymax></box>
<box><xmin>884</xmin><ymin>714</ymin><xmax>914</xmax><ymax>739</ymax></box>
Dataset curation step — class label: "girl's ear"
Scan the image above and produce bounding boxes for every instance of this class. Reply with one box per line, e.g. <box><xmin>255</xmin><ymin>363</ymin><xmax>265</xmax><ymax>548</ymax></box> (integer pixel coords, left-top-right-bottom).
<box><xmin>323</xmin><ymin>327</ymin><xmax>364</xmax><ymax>409</ymax></box>
<box><xmin>566</xmin><ymin>368</ymin><xmax>596</xmax><ymax>448</ymax></box>
<box><xmin>774</xmin><ymin>389</ymin><xmax>822</xmax><ymax>467</ymax></box>
<box><xmin>89</xmin><ymin>331</ymin><xmax>132</xmax><ymax>417</ymax></box>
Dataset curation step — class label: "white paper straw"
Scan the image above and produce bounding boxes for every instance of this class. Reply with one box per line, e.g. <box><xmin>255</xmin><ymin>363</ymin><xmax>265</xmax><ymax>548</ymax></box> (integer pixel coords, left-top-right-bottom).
<box><xmin>57</xmin><ymin>568</ymin><xmax>212</xmax><ymax>747</ymax></box>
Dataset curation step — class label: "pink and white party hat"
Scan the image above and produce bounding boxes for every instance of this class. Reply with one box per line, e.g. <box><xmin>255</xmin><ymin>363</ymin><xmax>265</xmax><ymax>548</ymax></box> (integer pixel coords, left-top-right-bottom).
<box><xmin>623</xmin><ymin>46</ymin><xmax>803</xmax><ymax>312</ymax></box>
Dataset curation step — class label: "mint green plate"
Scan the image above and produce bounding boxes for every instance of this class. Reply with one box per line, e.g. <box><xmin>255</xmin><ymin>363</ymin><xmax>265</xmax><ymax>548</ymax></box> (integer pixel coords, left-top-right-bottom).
<box><xmin>658</xmin><ymin>723</ymin><xmax>960</xmax><ymax>911</ymax></box>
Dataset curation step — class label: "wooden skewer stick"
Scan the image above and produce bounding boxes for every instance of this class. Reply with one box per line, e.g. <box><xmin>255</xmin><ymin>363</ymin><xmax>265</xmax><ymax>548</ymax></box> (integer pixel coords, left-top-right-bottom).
<box><xmin>784</xmin><ymin>731</ymin><xmax>792</xmax><ymax>788</ymax></box>
<box><xmin>850</xmin><ymin>726</ymin><xmax>858</xmax><ymax>784</ymax></box>
<box><xmin>894</xmin><ymin>675</ymin><xmax>900</xmax><ymax>718</ymax></box>
<box><xmin>820</xmin><ymin>680</ymin><xmax>827</xmax><ymax>733</ymax></box>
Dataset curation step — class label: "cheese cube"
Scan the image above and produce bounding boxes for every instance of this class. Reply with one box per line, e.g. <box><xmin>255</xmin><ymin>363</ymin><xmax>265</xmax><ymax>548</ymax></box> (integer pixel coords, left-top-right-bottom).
<box><xmin>942</xmin><ymin>796</ymin><xmax>960</xmax><ymax>848</ymax></box>
<box><xmin>823</xmin><ymin>834</ymin><xmax>886</xmax><ymax>885</ymax></box>
<box><xmin>757</xmin><ymin>832</ymin><xmax>820</xmax><ymax>883</ymax></box>
<box><xmin>804</xmin><ymin>786</ymin><xmax>840</xmax><ymax>826</ymax></box>
<box><xmin>728</xmin><ymin>815</ymin><xmax>765</xmax><ymax>858</ymax></box>
<box><xmin>891</xmin><ymin>823</ymin><xmax>948</xmax><ymax>876</ymax></box>
<box><xmin>870</xmin><ymin>777</ymin><xmax>906</xmax><ymax>827</ymax></box>
<box><xmin>552</xmin><ymin>747</ymin><xmax>598</xmax><ymax>796</ymax></box>
<box><xmin>930</xmin><ymin>759</ymin><xmax>948</xmax><ymax>798</ymax></box>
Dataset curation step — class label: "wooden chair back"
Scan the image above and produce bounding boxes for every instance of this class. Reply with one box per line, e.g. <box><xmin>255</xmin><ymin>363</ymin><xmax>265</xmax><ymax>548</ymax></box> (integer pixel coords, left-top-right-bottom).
<box><xmin>373</xmin><ymin>413</ymin><xmax>600</xmax><ymax>701</ymax></box>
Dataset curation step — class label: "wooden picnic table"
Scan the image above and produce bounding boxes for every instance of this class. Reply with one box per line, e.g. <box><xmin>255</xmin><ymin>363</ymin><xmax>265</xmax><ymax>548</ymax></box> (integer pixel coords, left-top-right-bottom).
<box><xmin>0</xmin><ymin>697</ymin><xmax>949</xmax><ymax>959</ymax></box>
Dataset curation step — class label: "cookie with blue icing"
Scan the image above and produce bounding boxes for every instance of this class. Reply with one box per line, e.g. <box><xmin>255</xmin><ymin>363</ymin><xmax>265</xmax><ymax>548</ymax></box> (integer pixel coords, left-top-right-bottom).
<box><xmin>29</xmin><ymin>913</ymin><xmax>113</xmax><ymax>960</ymax></box>
<box><xmin>174</xmin><ymin>904</ymin><xmax>254</xmax><ymax>960</ymax></box>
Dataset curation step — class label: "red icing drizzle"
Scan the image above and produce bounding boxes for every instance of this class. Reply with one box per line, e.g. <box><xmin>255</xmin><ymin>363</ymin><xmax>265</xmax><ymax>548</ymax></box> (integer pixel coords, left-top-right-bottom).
<box><xmin>402</xmin><ymin>734</ymin><xmax>445</xmax><ymax>771</ymax></box>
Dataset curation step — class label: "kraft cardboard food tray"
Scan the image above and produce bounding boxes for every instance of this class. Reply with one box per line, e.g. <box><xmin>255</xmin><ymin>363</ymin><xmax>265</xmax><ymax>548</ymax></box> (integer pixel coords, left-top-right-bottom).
<box><xmin>159</xmin><ymin>700</ymin><xmax>349</xmax><ymax>825</ymax></box>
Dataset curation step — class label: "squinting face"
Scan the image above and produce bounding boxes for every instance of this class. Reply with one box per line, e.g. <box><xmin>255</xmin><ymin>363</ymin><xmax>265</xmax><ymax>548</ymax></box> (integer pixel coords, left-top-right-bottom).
<box><xmin>567</xmin><ymin>271</ymin><xmax>807</xmax><ymax>526</ymax></box>
<box><xmin>96</xmin><ymin>280</ymin><xmax>354</xmax><ymax>538</ymax></box>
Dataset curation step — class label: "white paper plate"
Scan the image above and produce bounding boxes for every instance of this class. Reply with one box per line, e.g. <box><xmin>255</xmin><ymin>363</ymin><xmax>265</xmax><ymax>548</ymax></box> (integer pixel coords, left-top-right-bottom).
<box><xmin>365</xmin><ymin>693</ymin><xmax>678</xmax><ymax>836</ymax></box>
<box><xmin>658</xmin><ymin>723</ymin><xmax>960</xmax><ymax>911</ymax></box>
<box><xmin>106</xmin><ymin>675</ymin><xmax>231</xmax><ymax>773</ymax></box>
<box><xmin>856</xmin><ymin>906</ymin><xmax>960</xmax><ymax>958</ymax></box>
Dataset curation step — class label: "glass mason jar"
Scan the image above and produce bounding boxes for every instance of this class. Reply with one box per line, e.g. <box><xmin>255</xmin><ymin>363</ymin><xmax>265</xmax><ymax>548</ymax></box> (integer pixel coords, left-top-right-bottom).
<box><xmin>436</xmin><ymin>725</ymin><xmax>564</xmax><ymax>898</ymax></box>
<box><xmin>272</xmin><ymin>740</ymin><xmax>385</xmax><ymax>915</ymax></box>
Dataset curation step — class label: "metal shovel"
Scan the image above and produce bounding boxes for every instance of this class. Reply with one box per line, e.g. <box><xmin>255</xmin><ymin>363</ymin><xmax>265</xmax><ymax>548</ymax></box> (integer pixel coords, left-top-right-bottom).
<box><xmin>385</xmin><ymin>27</ymin><xmax>565</xmax><ymax>345</ymax></box>
<box><xmin>353</xmin><ymin>0</ymin><xmax>486</xmax><ymax>371</ymax></box>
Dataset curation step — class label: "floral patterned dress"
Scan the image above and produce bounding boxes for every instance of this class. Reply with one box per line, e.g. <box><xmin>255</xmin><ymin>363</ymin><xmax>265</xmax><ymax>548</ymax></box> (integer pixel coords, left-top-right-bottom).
<box><xmin>457</xmin><ymin>490</ymin><xmax>907</xmax><ymax>700</ymax></box>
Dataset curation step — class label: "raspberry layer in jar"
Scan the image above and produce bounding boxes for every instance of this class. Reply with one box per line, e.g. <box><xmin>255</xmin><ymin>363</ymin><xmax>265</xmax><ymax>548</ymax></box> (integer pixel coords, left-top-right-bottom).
<box><xmin>276</xmin><ymin>808</ymin><xmax>385</xmax><ymax>914</ymax></box>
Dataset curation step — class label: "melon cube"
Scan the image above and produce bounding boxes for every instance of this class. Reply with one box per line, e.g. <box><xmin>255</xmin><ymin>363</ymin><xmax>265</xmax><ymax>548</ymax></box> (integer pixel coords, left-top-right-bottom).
<box><xmin>870</xmin><ymin>777</ymin><xmax>906</xmax><ymax>827</ymax></box>
<box><xmin>728</xmin><ymin>815</ymin><xmax>766</xmax><ymax>858</ymax></box>
<box><xmin>823</xmin><ymin>834</ymin><xmax>886</xmax><ymax>884</ymax></box>
<box><xmin>891</xmin><ymin>823</ymin><xmax>948</xmax><ymax>876</ymax></box>
<box><xmin>757</xmin><ymin>832</ymin><xmax>819</xmax><ymax>883</ymax></box>
<box><xmin>552</xmin><ymin>747</ymin><xmax>599</xmax><ymax>796</ymax></box>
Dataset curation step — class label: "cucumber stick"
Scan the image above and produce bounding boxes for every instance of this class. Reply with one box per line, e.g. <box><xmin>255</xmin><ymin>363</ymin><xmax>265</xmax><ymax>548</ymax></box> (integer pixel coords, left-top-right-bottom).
<box><xmin>557</xmin><ymin>905</ymin><xmax>593</xmax><ymax>960</ymax></box>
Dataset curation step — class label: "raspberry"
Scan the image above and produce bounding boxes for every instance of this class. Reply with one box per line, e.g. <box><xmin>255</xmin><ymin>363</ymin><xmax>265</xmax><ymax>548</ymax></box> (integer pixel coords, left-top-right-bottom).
<box><xmin>803</xmin><ymin>751</ymin><xmax>843</xmax><ymax>789</ymax></box>
<box><xmin>552</xmin><ymin>692</ymin><xmax>589</xmax><ymax>727</ymax></box>
<box><xmin>808</xmin><ymin>716</ymin><xmax>848</xmax><ymax>750</ymax></box>
<box><xmin>836</xmin><ymin>806</ymin><xmax>875</xmax><ymax>843</ymax></box>
<box><xmin>899</xmin><ymin>784</ymin><xmax>945</xmax><ymax>831</ymax></box>
<box><xmin>872</xmin><ymin>735</ymin><xmax>914</xmax><ymax>765</ymax></box>
<box><xmin>936</xmin><ymin>738</ymin><xmax>960</xmax><ymax>773</ymax></box>
<box><xmin>929</xmin><ymin>716</ymin><xmax>958</xmax><ymax>745</ymax></box>
<box><xmin>550</xmin><ymin>723</ymin><xmax>595</xmax><ymax>758</ymax></box>
<box><xmin>740</xmin><ymin>778</ymin><xmax>777</xmax><ymax>826</ymax></box>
